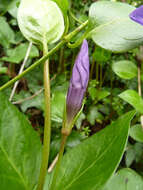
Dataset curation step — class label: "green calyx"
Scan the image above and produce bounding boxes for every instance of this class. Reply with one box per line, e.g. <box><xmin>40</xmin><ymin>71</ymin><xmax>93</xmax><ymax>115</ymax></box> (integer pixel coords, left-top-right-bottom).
<box><xmin>62</xmin><ymin>100</ymin><xmax>85</xmax><ymax>136</ymax></box>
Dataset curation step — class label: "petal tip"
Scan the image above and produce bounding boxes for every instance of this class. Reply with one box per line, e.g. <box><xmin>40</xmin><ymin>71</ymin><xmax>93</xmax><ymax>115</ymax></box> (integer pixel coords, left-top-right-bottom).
<box><xmin>129</xmin><ymin>5</ymin><xmax>143</xmax><ymax>26</ymax></box>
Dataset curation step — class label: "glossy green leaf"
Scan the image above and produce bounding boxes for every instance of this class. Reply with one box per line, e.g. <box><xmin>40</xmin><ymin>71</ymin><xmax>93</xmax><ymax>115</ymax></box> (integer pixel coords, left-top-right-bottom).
<box><xmin>119</xmin><ymin>90</ymin><xmax>143</xmax><ymax>114</ymax></box>
<box><xmin>2</xmin><ymin>43</ymin><xmax>39</xmax><ymax>64</ymax></box>
<box><xmin>112</xmin><ymin>60</ymin><xmax>138</xmax><ymax>79</ymax></box>
<box><xmin>130</xmin><ymin>124</ymin><xmax>143</xmax><ymax>143</ymax></box>
<box><xmin>17</xmin><ymin>0</ymin><xmax>65</xmax><ymax>45</ymax></box>
<box><xmin>89</xmin><ymin>1</ymin><xmax>143</xmax><ymax>52</ymax></box>
<box><xmin>0</xmin><ymin>92</ymin><xmax>42</xmax><ymax>190</ymax></box>
<box><xmin>103</xmin><ymin>168</ymin><xmax>143</xmax><ymax>190</ymax></box>
<box><xmin>0</xmin><ymin>17</ymin><xmax>15</xmax><ymax>48</ymax></box>
<box><xmin>46</xmin><ymin>111</ymin><xmax>135</xmax><ymax>190</ymax></box>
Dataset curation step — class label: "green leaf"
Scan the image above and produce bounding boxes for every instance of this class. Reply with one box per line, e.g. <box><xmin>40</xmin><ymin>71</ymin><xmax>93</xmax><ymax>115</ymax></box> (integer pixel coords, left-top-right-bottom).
<box><xmin>96</xmin><ymin>89</ymin><xmax>110</xmax><ymax>102</ymax></box>
<box><xmin>2</xmin><ymin>43</ymin><xmax>39</xmax><ymax>64</ymax></box>
<box><xmin>87</xmin><ymin>106</ymin><xmax>104</xmax><ymax>125</ymax></box>
<box><xmin>17</xmin><ymin>0</ymin><xmax>65</xmax><ymax>44</ymax></box>
<box><xmin>130</xmin><ymin>124</ymin><xmax>143</xmax><ymax>143</ymax></box>
<box><xmin>133</xmin><ymin>143</ymin><xmax>143</xmax><ymax>163</ymax></box>
<box><xmin>125</xmin><ymin>142</ymin><xmax>143</xmax><ymax>167</ymax></box>
<box><xmin>75</xmin><ymin>113</ymin><xmax>85</xmax><ymax>130</ymax></box>
<box><xmin>0</xmin><ymin>17</ymin><xmax>15</xmax><ymax>48</ymax></box>
<box><xmin>50</xmin><ymin>131</ymin><xmax>83</xmax><ymax>163</ymax></box>
<box><xmin>125</xmin><ymin>145</ymin><xmax>135</xmax><ymax>167</ymax></box>
<box><xmin>119</xmin><ymin>90</ymin><xmax>143</xmax><ymax>114</ymax></box>
<box><xmin>89</xmin><ymin>1</ymin><xmax>143</xmax><ymax>52</ymax></box>
<box><xmin>0</xmin><ymin>0</ymin><xmax>9</xmax><ymax>12</ymax></box>
<box><xmin>0</xmin><ymin>0</ymin><xmax>19</xmax><ymax>17</ymax></box>
<box><xmin>51</xmin><ymin>92</ymin><xmax>66</xmax><ymax>123</ymax></box>
<box><xmin>0</xmin><ymin>92</ymin><xmax>42</xmax><ymax>190</ymax></box>
<box><xmin>88</xmin><ymin>88</ymin><xmax>110</xmax><ymax>102</ymax></box>
<box><xmin>7</xmin><ymin>0</ymin><xmax>20</xmax><ymax>18</ymax></box>
<box><xmin>0</xmin><ymin>67</ymin><xmax>7</xmax><ymax>74</ymax></box>
<box><xmin>103</xmin><ymin>168</ymin><xmax>143</xmax><ymax>190</ymax></box>
<box><xmin>93</xmin><ymin>46</ymin><xmax>111</xmax><ymax>63</ymax></box>
<box><xmin>25</xmin><ymin>65</ymin><xmax>43</xmax><ymax>93</ymax></box>
<box><xmin>112</xmin><ymin>60</ymin><xmax>138</xmax><ymax>79</ymax></box>
<box><xmin>11</xmin><ymin>90</ymin><xmax>44</xmax><ymax>112</ymax></box>
<box><xmin>21</xmin><ymin>93</ymin><xmax>44</xmax><ymax>112</ymax></box>
<box><xmin>52</xmin><ymin>0</ymin><xmax>69</xmax><ymax>16</ymax></box>
<box><xmin>46</xmin><ymin>111</ymin><xmax>135</xmax><ymax>190</ymax></box>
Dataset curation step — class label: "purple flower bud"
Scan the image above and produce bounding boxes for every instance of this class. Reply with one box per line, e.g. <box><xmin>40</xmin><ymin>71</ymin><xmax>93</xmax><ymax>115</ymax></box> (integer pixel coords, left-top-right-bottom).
<box><xmin>66</xmin><ymin>40</ymin><xmax>89</xmax><ymax>124</ymax></box>
<box><xmin>129</xmin><ymin>5</ymin><xmax>143</xmax><ymax>26</ymax></box>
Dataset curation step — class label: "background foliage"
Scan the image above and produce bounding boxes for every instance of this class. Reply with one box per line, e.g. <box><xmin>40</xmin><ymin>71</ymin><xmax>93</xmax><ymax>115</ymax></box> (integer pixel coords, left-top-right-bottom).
<box><xmin>0</xmin><ymin>0</ymin><xmax>143</xmax><ymax>189</ymax></box>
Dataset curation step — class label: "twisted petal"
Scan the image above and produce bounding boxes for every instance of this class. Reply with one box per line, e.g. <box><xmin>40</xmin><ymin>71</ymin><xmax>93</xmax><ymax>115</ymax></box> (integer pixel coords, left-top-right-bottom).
<box><xmin>71</xmin><ymin>40</ymin><xmax>89</xmax><ymax>88</ymax></box>
<box><xmin>129</xmin><ymin>5</ymin><xmax>143</xmax><ymax>26</ymax></box>
<box><xmin>66</xmin><ymin>40</ymin><xmax>89</xmax><ymax>123</ymax></box>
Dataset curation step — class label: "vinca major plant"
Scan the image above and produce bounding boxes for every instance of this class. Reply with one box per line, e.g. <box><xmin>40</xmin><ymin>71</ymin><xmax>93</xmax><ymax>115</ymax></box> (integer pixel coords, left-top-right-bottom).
<box><xmin>0</xmin><ymin>0</ymin><xmax>143</xmax><ymax>190</ymax></box>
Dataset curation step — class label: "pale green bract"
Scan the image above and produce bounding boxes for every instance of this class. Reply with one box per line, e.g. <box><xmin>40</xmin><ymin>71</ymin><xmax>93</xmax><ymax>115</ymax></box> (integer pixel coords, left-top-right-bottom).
<box><xmin>17</xmin><ymin>0</ymin><xmax>65</xmax><ymax>45</ymax></box>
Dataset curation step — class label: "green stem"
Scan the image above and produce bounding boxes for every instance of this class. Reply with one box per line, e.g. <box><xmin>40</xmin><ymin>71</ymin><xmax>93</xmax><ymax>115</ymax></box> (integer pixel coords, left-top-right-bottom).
<box><xmin>138</xmin><ymin>62</ymin><xmax>142</xmax><ymax>96</ymax></box>
<box><xmin>64</xmin><ymin>20</ymin><xmax>88</xmax><ymax>41</ymax></box>
<box><xmin>37</xmin><ymin>41</ymin><xmax>51</xmax><ymax>190</ymax></box>
<box><xmin>49</xmin><ymin>134</ymin><xmax>68</xmax><ymax>190</ymax></box>
<box><xmin>0</xmin><ymin>20</ymin><xmax>88</xmax><ymax>92</ymax></box>
<box><xmin>137</xmin><ymin>61</ymin><xmax>143</xmax><ymax>130</ymax></box>
<box><xmin>69</xmin><ymin>10</ymin><xmax>83</xmax><ymax>24</ymax></box>
<box><xmin>67</xmin><ymin>30</ymin><xmax>89</xmax><ymax>49</ymax></box>
<box><xmin>0</xmin><ymin>41</ymin><xmax>64</xmax><ymax>92</ymax></box>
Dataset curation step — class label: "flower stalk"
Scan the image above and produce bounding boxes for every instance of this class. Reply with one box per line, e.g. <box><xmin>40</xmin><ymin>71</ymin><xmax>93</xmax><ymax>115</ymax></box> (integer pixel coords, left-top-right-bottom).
<box><xmin>37</xmin><ymin>41</ymin><xmax>51</xmax><ymax>190</ymax></box>
<box><xmin>49</xmin><ymin>40</ymin><xmax>89</xmax><ymax>190</ymax></box>
<box><xmin>49</xmin><ymin>133</ymin><xmax>68</xmax><ymax>190</ymax></box>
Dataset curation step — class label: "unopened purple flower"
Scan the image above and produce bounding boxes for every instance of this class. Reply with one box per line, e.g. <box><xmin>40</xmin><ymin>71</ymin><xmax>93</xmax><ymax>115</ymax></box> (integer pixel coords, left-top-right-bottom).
<box><xmin>66</xmin><ymin>39</ymin><xmax>89</xmax><ymax>124</ymax></box>
<box><xmin>129</xmin><ymin>5</ymin><xmax>143</xmax><ymax>26</ymax></box>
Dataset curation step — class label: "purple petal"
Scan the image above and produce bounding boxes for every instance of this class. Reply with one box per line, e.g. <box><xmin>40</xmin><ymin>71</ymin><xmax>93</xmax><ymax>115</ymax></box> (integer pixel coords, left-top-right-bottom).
<box><xmin>66</xmin><ymin>87</ymin><xmax>85</xmax><ymax>123</ymax></box>
<box><xmin>66</xmin><ymin>39</ymin><xmax>89</xmax><ymax>123</ymax></box>
<box><xmin>129</xmin><ymin>5</ymin><xmax>143</xmax><ymax>26</ymax></box>
<box><xmin>71</xmin><ymin>39</ymin><xmax>89</xmax><ymax>88</ymax></box>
